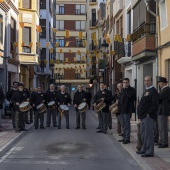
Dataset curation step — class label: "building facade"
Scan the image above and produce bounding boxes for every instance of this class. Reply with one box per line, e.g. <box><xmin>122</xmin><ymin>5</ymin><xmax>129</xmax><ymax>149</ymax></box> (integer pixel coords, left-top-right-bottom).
<box><xmin>0</xmin><ymin>0</ymin><xmax>20</xmax><ymax>93</ymax></box>
<box><xmin>18</xmin><ymin>0</ymin><xmax>40</xmax><ymax>89</ymax></box>
<box><xmin>55</xmin><ymin>0</ymin><xmax>89</xmax><ymax>97</ymax></box>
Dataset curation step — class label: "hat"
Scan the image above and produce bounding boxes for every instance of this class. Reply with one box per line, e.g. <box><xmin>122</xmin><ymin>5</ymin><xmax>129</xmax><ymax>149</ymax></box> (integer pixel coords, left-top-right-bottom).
<box><xmin>18</xmin><ymin>83</ymin><xmax>24</xmax><ymax>87</ymax></box>
<box><xmin>157</xmin><ymin>76</ymin><xmax>168</xmax><ymax>83</ymax></box>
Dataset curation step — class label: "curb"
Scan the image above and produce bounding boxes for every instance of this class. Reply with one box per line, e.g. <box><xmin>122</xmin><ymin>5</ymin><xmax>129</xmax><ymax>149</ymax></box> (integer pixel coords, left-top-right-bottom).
<box><xmin>0</xmin><ymin>123</ymin><xmax>34</xmax><ymax>158</ymax></box>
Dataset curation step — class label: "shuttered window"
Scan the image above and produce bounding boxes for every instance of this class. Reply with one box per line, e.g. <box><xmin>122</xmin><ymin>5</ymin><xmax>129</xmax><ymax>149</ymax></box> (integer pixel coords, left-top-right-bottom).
<box><xmin>0</xmin><ymin>15</ymin><xmax>3</xmax><ymax>43</ymax></box>
<box><xmin>22</xmin><ymin>27</ymin><xmax>31</xmax><ymax>53</ymax></box>
<box><xmin>22</xmin><ymin>0</ymin><xmax>31</xmax><ymax>9</ymax></box>
<box><xmin>11</xmin><ymin>17</ymin><xmax>16</xmax><ymax>52</ymax></box>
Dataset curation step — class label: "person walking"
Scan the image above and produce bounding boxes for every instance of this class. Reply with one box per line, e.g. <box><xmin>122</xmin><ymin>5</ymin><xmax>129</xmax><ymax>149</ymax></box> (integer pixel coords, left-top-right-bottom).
<box><xmin>137</xmin><ymin>76</ymin><xmax>159</xmax><ymax>157</ymax></box>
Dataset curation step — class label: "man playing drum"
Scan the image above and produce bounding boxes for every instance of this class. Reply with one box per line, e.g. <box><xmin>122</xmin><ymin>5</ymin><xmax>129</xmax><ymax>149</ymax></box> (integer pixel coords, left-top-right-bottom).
<box><xmin>11</xmin><ymin>83</ymin><xmax>29</xmax><ymax>132</ymax></box>
<box><xmin>73</xmin><ymin>85</ymin><xmax>87</xmax><ymax>129</ymax></box>
<box><xmin>31</xmin><ymin>86</ymin><xmax>46</xmax><ymax>129</ymax></box>
<box><xmin>93</xmin><ymin>82</ymin><xmax>112</xmax><ymax>134</ymax></box>
<box><xmin>57</xmin><ymin>85</ymin><xmax>71</xmax><ymax>129</ymax></box>
<box><xmin>45</xmin><ymin>84</ymin><xmax>58</xmax><ymax>127</ymax></box>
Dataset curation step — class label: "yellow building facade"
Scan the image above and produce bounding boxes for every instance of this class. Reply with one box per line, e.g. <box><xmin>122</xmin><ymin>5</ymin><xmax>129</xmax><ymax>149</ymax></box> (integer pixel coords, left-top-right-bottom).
<box><xmin>158</xmin><ymin>0</ymin><xmax>170</xmax><ymax>83</ymax></box>
<box><xmin>18</xmin><ymin>0</ymin><xmax>39</xmax><ymax>88</ymax></box>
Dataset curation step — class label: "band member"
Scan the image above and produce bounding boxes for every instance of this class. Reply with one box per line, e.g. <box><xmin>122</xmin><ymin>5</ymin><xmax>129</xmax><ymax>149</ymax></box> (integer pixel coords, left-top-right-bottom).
<box><xmin>11</xmin><ymin>83</ymin><xmax>29</xmax><ymax>132</ymax></box>
<box><xmin>57</xmin><ymin>85</ymin><xmax>71</xmax><ymax>129</ymax></box>
<box><xmin>6</xmin><ymin>81</ymin><xmax>18</xmax><ymax>129</ymax></box>
<box><xmin>0</xmin><ymin>87</ymin><xmax>5</xmax><ymax>132</ymax></box>
<box><xmin>73</xmin><ymin>85</ymin><xmax>87</xmax><ymax>129</ymax></box>
<box><xmin>45</xmin><ymin>84</ymin><xmax>58</xmax><ymax>127</ymax></box>
<box><xmin>157</xmin><ymin>77</ymin><xmax>170</xmax><ymax>148</ymax></box>
<box><xmin>137</xmin><ymin>76</ymin><xmax>159</xmax><ymax>157</ymax></box>
<box><xmin>31</xmin><ymin>86</ymin><xmax>45</xmax><ymax>129</ymax></box>
<box><xmin>94</xmin><ymin>82</ymin><xmax>112</xmax><ymax>134</ymax></box>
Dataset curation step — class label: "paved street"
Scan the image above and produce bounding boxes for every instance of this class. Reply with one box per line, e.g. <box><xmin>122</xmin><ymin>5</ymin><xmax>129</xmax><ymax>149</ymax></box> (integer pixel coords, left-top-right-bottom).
<box><xmin>0</xmin><ymin>107</ymin><xmax>140</xmax><ymax>170</ymax></box>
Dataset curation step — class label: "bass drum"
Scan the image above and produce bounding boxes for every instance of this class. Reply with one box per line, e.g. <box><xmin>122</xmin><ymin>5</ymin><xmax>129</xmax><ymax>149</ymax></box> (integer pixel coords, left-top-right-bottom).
<box><xmin>19</xmin><ymin>102</ymin><xmax>30</xmax><ymax>112</ymax></box>
<box><xmin>78</xmin><ymin>102</ymin><xmax>87</xmax><ymax>113</ymax></box>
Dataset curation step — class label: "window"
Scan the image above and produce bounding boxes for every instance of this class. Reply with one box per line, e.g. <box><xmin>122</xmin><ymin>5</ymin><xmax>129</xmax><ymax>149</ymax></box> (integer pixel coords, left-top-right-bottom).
<box><xmin>75</xmin><ymin>21</ymin><xmax>85</xmax><ymax>31</ymax></box>
<box><xmin>76</xmin><ymin>53</ymin><xmax>85</xmax><ymax>63</ymax></box>
<box><xmin>22</xmin><ymin>27</ymin><xmax>31</xmax><ymax>53</ymax></box>
<box><xmin>40</xmin><ymin>19</ymin><xmax>46</xmax><ymax>38</ymax></box>
<box><xmin>40</xmin><ymin>48</ymin><xmax>46</xmax><ymax>60</ymax></box>
<box><xmin>40</xmin><ymin>0</ymin><xmax>46</xmax><ymax>9</ymax></box>
<box><xmin>127</xmin><ymin>10</ymin><xmax>131</xmax><ymax>34</ymax></box>
<box><xmin>159</xmin><ymin>0</ymin><xmax>168</xmax><ymax>29</ymax></box>
<box><xmin>75</xmin><ymin>5</ymin><xmax>85</xmax><ymax>15</ymax></box>
<box><xmin>133</xmin><ymin>0</ymin><xmax>146</xmax><ymax>31</ymax></box>
<box><xmin>0</xmin><ymin>15</ymin><xmax>3</xmax><ymax>43</ymax></box>
<box><xmin>75</xmin><ymin>38</ymin><xmax>85</xmax><ymax>47</ymax></box>
<box><xmin>56</xmin><ymin>4</ymin><xmax>64</xmax><ymax>14</ymax></box>
<box><xmin>56</xmin><ymin>37</ymin><xmax>64</xmax><ymax>47</ymax></box>
<box><xmin>56</xmin><ymin>53</ymin><xmax>64</xmax><ymax>62</ymax></box>
<box><xmin>22</xmin><ymin>0</ymin><xmax>31</xmax><ymax>9</ymax></box>
<box><xmin>56</xmin><ymin>20</ymin><xmax>64</xmax><ymax>31</ymax></box>
<box><xmin>11</xmin><ymin>17</ymin><xmax>16</xmax><ymax>52</ymax></box>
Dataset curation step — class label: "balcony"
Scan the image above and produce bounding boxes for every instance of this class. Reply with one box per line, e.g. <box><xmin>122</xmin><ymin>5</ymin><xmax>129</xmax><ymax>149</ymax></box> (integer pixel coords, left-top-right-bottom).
<box><xmin>19</xmin><ymin>53</ymin><xmax>39</xmax><ymax>65</ymax></box>
<box><xmin>113</xmin><ymin>0</ymin><xmax>123</xmax><ymax>18</ymax></box>
<box><xmin>89</xmin><ymin>19</ymin><xmax>97</xmax><ymax>29</ymax></box>
<box><xmin>89</xmin><ymin>0</ymin><xmax>98</xmax><ymax>5</ymax></box>
<box><xmin>131</xmin><ymin>23</ymin><xmax>156</xmax><ymax>43</ymax></box>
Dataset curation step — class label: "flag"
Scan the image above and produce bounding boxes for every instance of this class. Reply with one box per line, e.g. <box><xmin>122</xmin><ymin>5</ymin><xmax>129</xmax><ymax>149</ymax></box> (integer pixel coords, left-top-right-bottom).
<box><xmin>21</xmin><ymin>42</ymin><xmax>24</xmax><ymax>47</ymax></box>
<box><xmin>93</xmin><ymin>39</ymin><xmax>97</xmax><ymax>46</ymax></box>
<box><xmin>65</xmin><ymin>41</ymin><xmax>69</xmax><ymax>46</ymax></box>
<box><xmin>79</xmin><ymin>32</ymin><xmax>83</xmax><ymax>39</ymax></box>
<box><xmin>83</xmin><ymin>40</ymin><xmax>86</xmax><ymax>47</ymax></box>
<box><xmin>110</xmin><ymin>51</ymin><xmax>115</xmax><ymax>55</ymax></box>
<box><xmin>13</xmin><ymin>42</ymin><xmax>18</xmax><ymax>47</ymax></box>
<box><xmin>106</xmin><ymin>37</ymin><xmax>111</xmax><ymax>44</ymax></box>
<box><xmin>65</xmin><ymin>58</ymin><xmax>68</xmax><ymax>62</ymax></box>
<box><xmin>82</xmin><ymin>56</ymin><xmax>85</xmax><ymax>61</ymax></box>
<box><xmin>126</xmin><ymin>34</ymin><xmax>131</xmax><ymax>41</ymax></box>
<box><xmin>65</xmin><ymin>30</ymin><xmax>70</xmax><ymax>38</ymax></box>
<box><xmin>36</xmin><ymin>25</ymin><xmax>42</xmax><ymax>32</ymax></box>
<box><xmin>19</xmin><ymin>22</ymin><xmax>24</xmax><ymax>28</ymax></box>
<box><xmin>118</xmin><ymin>36</ymin><xmax>122</xmax><ymax>43</ymax></box>
<box><xmin>59</xmin><ymin>49</ymin><xmax>62</xmax><ymax>53</ymax></box>
<box><xmin>114</xmin><ymin>34</ymin><xmax>119</xmax><ymax>41</ymax></box>
<box><xmin>104</xmin><ymin>34</ymin><xmax>108</xmax><ymax>39</ymax></box>
<box><xmin>86</xmin><ymin>51</ymin><xmax>89</xmax><ymax>55</ymax></box>
<box><xmin>92</xmin><ymin>32</ymin><xmax>96</xmax><ymax>40</ymax></box>
<box><xmin>50</xmin><ymin>48</ymin><xmax>53</xmax><ymax>53</ymax></box>
<box><xmin>46</xmin><ymin>42</ymin><xmax>50</xmax><ymax>48</ymax></box>
<box><xmin>74</xmin><ymin>57</ymin><xmax>76</xmax><ymax>61</ymax></box>
<box><xmin>89</xmin><ymin>55</ymin><xmax>92</xmax><ymax>59</ymax></box>
<box><xmin>52</xmin><ymin>28</ymin><xmax>58</xmax><ymax>33</ymax></box>
<box><xmin>29</xmin><ymin>42</ymin><xmax>33</xmax><ymax>48</ymax></box>
<box><xmin>56</xmin><ymin>42</ymin><xmax>59</xmax><ymax>47</ymax></box>
<box><xmin>0</xmin><ymin>0</ymin><xmax>4</xmax><ymax>2</ymax></box>
<box><xmin>77</xmin><ymin>50</ymin><xmax>81</xmax><ymax>55</ymax></box>
<box><xmin>69</xmin><ymin>49</ymin><xmax>72</xmax><ymax>53</ymax></box>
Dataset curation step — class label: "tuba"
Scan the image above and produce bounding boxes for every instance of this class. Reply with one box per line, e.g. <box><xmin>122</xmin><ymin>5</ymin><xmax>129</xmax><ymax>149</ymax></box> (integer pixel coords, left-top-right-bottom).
<box><xmin>94</xmin><ymin>101</ymin><xmax>106</xmax><ymax>112</ymax></box>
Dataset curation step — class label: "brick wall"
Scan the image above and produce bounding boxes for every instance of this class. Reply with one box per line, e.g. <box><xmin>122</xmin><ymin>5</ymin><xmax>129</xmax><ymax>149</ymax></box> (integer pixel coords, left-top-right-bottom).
<box><xmin>132</xmin><ymin>36</ymin><xmax>156</xmax><ymax>56</ymax></box>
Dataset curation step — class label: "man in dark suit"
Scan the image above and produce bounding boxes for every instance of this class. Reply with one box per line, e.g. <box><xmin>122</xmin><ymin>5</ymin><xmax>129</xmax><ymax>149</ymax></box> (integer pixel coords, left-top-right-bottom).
<box><xmin>118</xmin><ymin>78</ymin><xmax>136</xmax><ymax>144</ymax></box>
<box><xmin>157</xmin><ymin>76</ymin><xmax>170</xmax><ymax>148</ymax></box>
<box><xmin>137</xmin><ymin>76</ymin><xmax>159</xmax><ymax>157</ymax></box>
<box><xmin>93</xmin><ymin>82</ymin><xmax>112</xmax><ymax>134</ymax></box>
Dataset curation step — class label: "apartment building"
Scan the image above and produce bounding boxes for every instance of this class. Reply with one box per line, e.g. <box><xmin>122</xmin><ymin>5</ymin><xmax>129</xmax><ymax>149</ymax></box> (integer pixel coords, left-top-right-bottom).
<box><xmin>0</xmin><ymin>0</ymin><xmax>19</xmax><ymax>93</ymax></box>
<box><xmin>55</xmin><ymin>0</ymin><xmax>88</xmax><ymax>96</ymax></box>
<box><xmin>18</xmin><ymin>0</ymin><xmax>40</xmax><ymax>89</ymax></box>
<box><xmin>158</xmin><ymin>0</ymin><xmax>170</xmax><ymax>85</ymax></box>
<box><xmin>35</xmin><ymin>0</ymin><xmax>55</xmax><ymax>90</ymax></box>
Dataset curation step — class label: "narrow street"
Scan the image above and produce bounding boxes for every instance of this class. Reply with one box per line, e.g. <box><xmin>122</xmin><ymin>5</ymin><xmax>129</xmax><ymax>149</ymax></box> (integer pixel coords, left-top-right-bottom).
<box><xmin>0</xmin><ymin>107</ymin><xmax>141</xmax><ymax>170</ymax></box>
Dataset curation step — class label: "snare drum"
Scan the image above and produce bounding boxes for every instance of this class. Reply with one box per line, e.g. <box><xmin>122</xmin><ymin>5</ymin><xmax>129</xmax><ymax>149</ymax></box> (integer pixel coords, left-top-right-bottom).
<box><xmin>48</xmin><ymin>101</ymin><xmax>57</xmax><ymax>110</ymax></box>
<box><xmin>78</xmin><ymin>102</ymin><xmax>87</xmax><ymax>113</ymax></box>
<box><xmin>19</xmin><ymin>102</ymin><xmax>30</xmax><ymax>112</ymax></box>
<box><xmin>36</xmin><ymin>103</ymin><xmax>46</xmax><ymax>113</ymax></box>
<box><xmin>58</xmin><ymin>105</ymin><xmax>69</xmax><ymax>113</ymax></box>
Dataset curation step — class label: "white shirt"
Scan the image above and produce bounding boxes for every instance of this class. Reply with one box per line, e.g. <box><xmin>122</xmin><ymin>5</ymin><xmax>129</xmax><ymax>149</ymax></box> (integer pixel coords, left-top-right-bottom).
<box><xmin>146</xmin><ymin>85</ymin><xmax>154</xmax><ymax>90</ymax></box>
<box><xmin>161</xmin><ymin>85</ymin><xmax>169</xmax><ymax>90</ymax></box>
<box><xmin>61</xmin><ymin>92</ymin><xmax>65</xmax><ymax>94</ymax></box>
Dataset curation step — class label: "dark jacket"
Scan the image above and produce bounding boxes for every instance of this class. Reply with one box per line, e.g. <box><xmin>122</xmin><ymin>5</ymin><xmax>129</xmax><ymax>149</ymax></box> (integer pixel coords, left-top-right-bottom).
<box><xmin>0</xmin><ymin>89</ymin><xmax>5</xmax><ymax>109</ymax></box>
<box><xmin>31</xmin><ymin>92</ymin><xmax>45</xmax><ymax>110</ymax></box>
<box><xmin>73</xmin><ymin>90</ymin><xmax>87</xmax><ymax>111</ymax></box>
<box><xmin>57</xmin><ymin>91</ymin><xmax>71</xmax><ymax>105</ymax></box>
<box><xmin>158</xmin><ymin>86</ymin><xmax>170</xmax><ymax>116</ymax></box>
<box><xmin>94</xmin><ymin>89</ymin><xmax>112</xmax><ymax>112</ymax></box>
<box><xmin>6</xmin><ymin>88</ymin><xmax>18</xmax><ymax>107</ymax></box>
<box><xmin>23</xmin><ymin>88</ymin><xmax>30</xmax><ymax>98</ymax></box>
<box><xmin>119</xmin><ymin>86</ymin><xmax>136</xmax><ymax>114</ymax></box>
<box><xmin>137</xmin><ymin>86</ymin><xmax>159</xmax><ymax>120</ymax></box>
<box><xmin>11</xmin><ymin>90</ymin><xmax>29</xmax><ymax>112</ymax></box>
<box><xmin>45</xmin><ymin>90</ymin><xmax>58</xmax><ymax>108</ymax></box>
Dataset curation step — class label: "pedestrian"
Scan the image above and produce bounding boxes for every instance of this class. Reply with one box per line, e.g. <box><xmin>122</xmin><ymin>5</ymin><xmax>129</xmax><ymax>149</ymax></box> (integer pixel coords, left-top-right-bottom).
<box><xmin>137</xmin><ymin>76</ymin><xmax>159</xmax><ymax>157</ymax></box>
<box><xmin>157</xmin><ymin>76</ymin><xmax>170</xmax><ymax>148</ymax></box>
<box><xmin>0</xmin><ymin>87</ymin><xmax>5</xmax><ymax>132</ymax></box>
<box><xmin>86</xmin><ymin>89</ymin><xmax>91</xmax><ymax>110</ymax></box>
<box><xmin>93</xmin><ymin>82</ymin><xmax>112</xmax><ymax>134</ymax></box>
<box><xmin>57</xmin><ymin>85</ymin><xmax>71</xmax><ymax>129</ymax></box>
<box><xmin>6</xmin><ymin>81</ymin><xmax>18</xmax><ymax>129</ymax></box>
<box><xmin>11</xmin><ymin>83</ymin><xmax>30</xmax><ymax>132</ymax></box>
<box><xmin>73</xmin><ymin>85</ymin><xmax>87</xmax><ymax>129</ymax></box>
<box><xmin>118</xmin><ymin>78</ymin><xmax>136</xmax><ymax>144</ymax></box>
<box><xmin>45</xmin><ymin>84</ymin><xmax>58</xmax><ymax>127</ymax></box>
<box><xmin>31</xmin><ymin>86</ymin><xmax>46</xmax><ymax>129</ymax></box>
